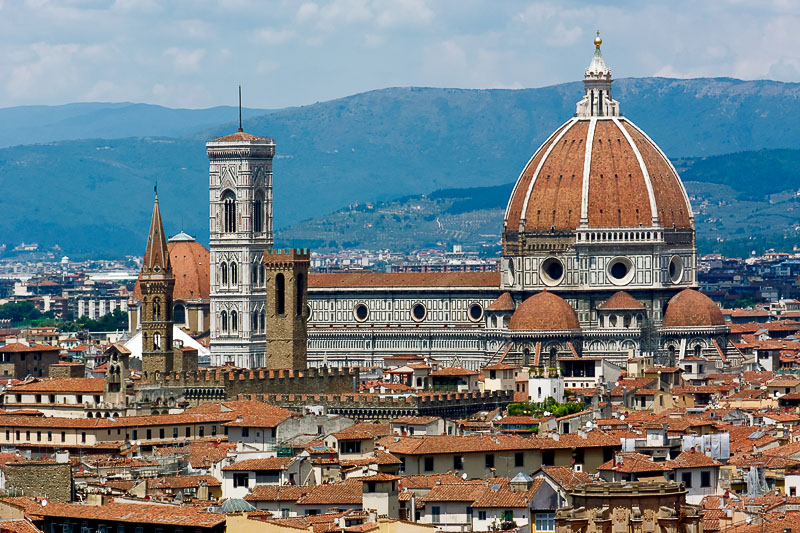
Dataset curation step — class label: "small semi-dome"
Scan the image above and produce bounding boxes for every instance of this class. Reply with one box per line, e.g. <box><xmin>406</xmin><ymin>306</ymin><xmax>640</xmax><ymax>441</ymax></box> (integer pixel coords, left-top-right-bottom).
<box><xmin>663</xmin><ymin>289</ymin><xmax>725</xmax><ymax>327</ymax></box>
<box><xmin>487</xmin><ymin>292</ymin><xmax>515</xmax><ymax>312</ymax></box>
<box><xmin>508</xmin><ymin>291</ymin><xmax>580</xmax><ymax>331</ymax></box>
<box><xmin>598</xmin><ymin>291</ymin><xmax>645</xmax><ymax>311</ymax></box>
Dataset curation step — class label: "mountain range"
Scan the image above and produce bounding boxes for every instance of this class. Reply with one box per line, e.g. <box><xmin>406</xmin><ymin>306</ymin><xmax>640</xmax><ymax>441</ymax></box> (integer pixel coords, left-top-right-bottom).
<box><xmin>2</xmin><ymin>77</ymin><xmax>800</xmax><ymax>257</ymax></box>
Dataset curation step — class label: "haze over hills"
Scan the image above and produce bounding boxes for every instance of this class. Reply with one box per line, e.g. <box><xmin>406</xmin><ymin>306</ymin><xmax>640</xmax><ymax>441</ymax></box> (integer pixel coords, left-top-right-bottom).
<box><xmin>2</xmin><ymin>77</ymin><xmax>800</xmax><ymax>257</ymax></box>
<box><xmin>0</xmin><ymin>103</ymin><xmax>271</xmax><ymax>148</ymax></box>
<box><xmin>279</xmin><ymin>149</ymin><xmax>800</xmax><ymax>259</ymax></box>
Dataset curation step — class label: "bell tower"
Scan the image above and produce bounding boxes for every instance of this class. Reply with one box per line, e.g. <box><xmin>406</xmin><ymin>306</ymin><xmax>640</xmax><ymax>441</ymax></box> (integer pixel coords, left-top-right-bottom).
<box><xmin>264</xmin><ymin>249</ymin><xmax>309</xmax><ymax>370</ymax></box>
<box><xmin>207</xmin><ymin>127</ymin><xmax>275</xmax><ymax>368</ymax></box>
<box><xmin>139</xmin><ymin>192</ymin><xmax>175</xmax><ymax>378</ymax></box>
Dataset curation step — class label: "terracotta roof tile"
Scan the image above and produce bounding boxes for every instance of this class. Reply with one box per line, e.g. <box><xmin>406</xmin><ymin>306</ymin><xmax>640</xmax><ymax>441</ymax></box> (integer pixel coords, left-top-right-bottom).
<box><xmin>308</xmin><ymin>272</ymin><xmax>499</xmax><ymax>288</ymax></box>
<box><xmin>9</xmin><ymin>378</ymin><xmax>104</xmax><ymax>393</ymax></box>
<box><xmin>222</xmin><ymin>457</ymin><xmax>293</xmax><ymax>471</ymax></box>
<box><xmin>508</xmin><ymin>291</ymin><xmax>579</xmax><ymax>331</ymax></box>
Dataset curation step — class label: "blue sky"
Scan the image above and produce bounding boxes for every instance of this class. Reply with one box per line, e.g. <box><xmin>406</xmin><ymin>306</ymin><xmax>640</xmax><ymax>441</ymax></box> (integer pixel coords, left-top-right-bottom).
<box><xmin>1</xmin><ymin>0</ymin><xmax>798</xmax><ymax>109</ymax></box>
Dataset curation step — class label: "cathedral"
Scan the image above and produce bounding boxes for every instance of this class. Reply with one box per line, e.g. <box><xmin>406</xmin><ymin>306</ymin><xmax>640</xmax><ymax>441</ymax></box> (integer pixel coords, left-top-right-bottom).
<box><xmin>128</xmin><ymin>35</ymin><xmax>738</xmax><ymax>373</ymax></box>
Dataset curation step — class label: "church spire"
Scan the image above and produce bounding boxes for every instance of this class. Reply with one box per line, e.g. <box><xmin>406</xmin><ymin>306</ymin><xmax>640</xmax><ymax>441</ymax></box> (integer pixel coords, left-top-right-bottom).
<box><xmin>576</xmin><ymin>31</ymin><xmax>620</xmax><ymax>118</ymax></box>
<box><xmin>143</xmin><ymin>190</ymin><xmax>172</xmax><ymax>276</ymax></box>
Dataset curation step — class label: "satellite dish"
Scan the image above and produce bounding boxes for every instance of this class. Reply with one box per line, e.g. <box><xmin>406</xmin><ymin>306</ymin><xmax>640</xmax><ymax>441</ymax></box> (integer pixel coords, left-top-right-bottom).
<box><xmin>461</xmin><ymin>473</ymin><xmax>467</xmax><ymax>480</ymax></box>
<box><xmin>136</xmin><ymin>440</ymin><xmax>141</xmax><ymax>446</ymax></box>
<box><xmin>585</xmin><ymin>421</ymin><xmax>593</xmax><ymax>429</ymax></box>
<box><xmin>41</xmin><ymin>499</ymin><xmax>47</xmax><ymax>507</ymax></box>
<box><xmin>620</xmin><ymin>415</ymin><xmax>625</xmax><ymax>421</ymax></box>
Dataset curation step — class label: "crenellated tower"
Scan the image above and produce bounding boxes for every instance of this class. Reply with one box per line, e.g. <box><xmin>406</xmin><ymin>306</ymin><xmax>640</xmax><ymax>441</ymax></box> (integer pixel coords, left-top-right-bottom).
<box><xmin>139</xmin><ymin>192</ymin><xmax>175</xmax><ymax>378</ymax></box>
<box><xmin>207</xmin><ymin>128</ymin><xmax>275</xmax><ymax>368</ymax></box>
<box><xmin>264</xmin><ymin>249</ymin><xmax>309</xmax><ymax>370</ymax></box>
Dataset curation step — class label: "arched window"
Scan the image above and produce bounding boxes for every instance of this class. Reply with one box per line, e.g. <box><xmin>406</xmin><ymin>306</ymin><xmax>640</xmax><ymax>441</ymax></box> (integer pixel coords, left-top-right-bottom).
<box><xmin>260</xmin><ymin>312</ymin><xmax>265</xmax><ymax>332</ymax></box>
<box><xmin>253</xmin><ymin>191</ymin><xmax>264</xmax><ymax>233</ymax></box>
<box><xmin>231</xmin><ymin>311</ymin><xmax>238</xmax><ymax>333</ymax></box>
<box><xmin>153</xmin><ymin>332</ymin><xmax>161</xmax><ymax>350</ymax></box>
<box><xmin>222</xmin><ymin>190</ymin><xmax>236</xmax><ymax>233</ymax></box>
<box><xmin>694</xmin><ymin>344</ymin><xmax>702</xmax><ymax>357</ymax></box>
<box><xmin>252</xmin><ymin>264</ymin><xmax>258</xmax><ymax>286</ymax></box>
<box><xmin>276</xmin><ymin>273</ymin><xmax>285</xmax><ymax>315</ymax></box>
<box><xmin>221</xmin><ymin>311</ymin><xmax>228</xmax><ymax>333</ymax></box>
<box><xmin>173</xmin><ymin>304</ymin><xmax>186</xmax><ymax>326</ymax></box>
<box><xmin>252</xmin><ymin>311</ymin><xmax>258</xmax><ymax>332</ymax></box>
<box><xmin>260</xmin><ymin>265</ymin><xmax>265</xmax><ymax>286</ymax></box>
<box><xmin>221</xmin><ymin>262</ymin><xmax>228</xmax><ymax>286</ymax></box>
<box><xmin>231</xmin><ymin>262</ymin><xmax>238</xmax><ymax>285</ymax></box>
<box><xmin>296</xmin><ymin>273</ymin><xmax>305</xmax><ymax>317</ymax></box>
<box><xmin>152</xmin><ymin>299</ymin><xmax>161</xmax><ymax>320</ymax></box>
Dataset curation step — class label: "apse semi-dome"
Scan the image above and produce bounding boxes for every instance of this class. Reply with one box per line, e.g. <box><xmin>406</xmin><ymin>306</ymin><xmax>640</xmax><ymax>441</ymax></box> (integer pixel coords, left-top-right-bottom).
<box><xmin>508</xmin><ymin>291</ymin><xmax>580</xmax><ymax>331</ymax></box>
<box><xmin>663</xmin><ymin>289</ymin><xmax>725</xmax><ymax>328</ymax></box>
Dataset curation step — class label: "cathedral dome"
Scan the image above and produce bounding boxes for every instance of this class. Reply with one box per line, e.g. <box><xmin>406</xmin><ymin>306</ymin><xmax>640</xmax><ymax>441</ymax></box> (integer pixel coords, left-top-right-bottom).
<box><xmin>508</xmin><ymin>291</ymin><xmax>580</xmax><ymax>331</ymax></box>
<box><xmin>663</xmin><ymin>289</ymin><xmax>725</xmax><ymax>328</ymax></box>
<box><xmin>133</xmin><ymin>233</ymin><xmax>210</xmax><ymax>302</ymax></box>
<box><xmin>503</xmin><ymin>37</ymin><xmax>693</xmax><ymax>236</ymax></box>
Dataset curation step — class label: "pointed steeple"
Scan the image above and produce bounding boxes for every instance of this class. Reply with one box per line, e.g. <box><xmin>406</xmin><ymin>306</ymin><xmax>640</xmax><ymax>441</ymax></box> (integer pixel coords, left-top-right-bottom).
<box><xmin>142</xmin><ymin>191</ymin><xmax>172</xmax><ymax>276</ymax></box>
<box><xmin>576</xmin><ymin>31</ymin><xmax>620</xmax><ymax>118</ymax></box>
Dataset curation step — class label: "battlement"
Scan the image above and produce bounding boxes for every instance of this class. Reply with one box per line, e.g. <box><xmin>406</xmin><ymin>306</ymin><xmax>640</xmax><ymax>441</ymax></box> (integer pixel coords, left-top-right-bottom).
<box><xmin>264</xmin><ymin>248</ymin><xmax>310</xmax><ymax>267</ymax></box>
<box><xmin>237</xmin><ymin>390</ymin><xmax>514</xmax><ymax>420</ymax></box>
<box><xmin>146</xmin><ymin>365</ymin><xmax>355</xmax><ymax>385</ymax></box>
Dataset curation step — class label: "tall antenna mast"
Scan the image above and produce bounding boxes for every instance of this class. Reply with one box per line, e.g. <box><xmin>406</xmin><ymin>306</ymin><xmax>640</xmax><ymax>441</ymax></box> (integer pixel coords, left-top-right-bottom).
<box><xmin>238</xmin><ymin>85</ymin><xmax>243</xmax><ymax>132</ymax></box>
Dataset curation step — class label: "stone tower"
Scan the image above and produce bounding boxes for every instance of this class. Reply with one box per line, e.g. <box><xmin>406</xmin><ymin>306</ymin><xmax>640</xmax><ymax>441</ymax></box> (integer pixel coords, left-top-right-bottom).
<box><xmin>140</xmin><ymin>193</ymin><xmax>175</xmax><ymax>378</ymax></box>
<box><xmin>207</xmin><ymin>129</ymin><xmax>275</xmax><ymax>368</ymax></box>
<box><xmin>264</xmin><ymin>249</ymin><xmax>309</xmax><ymax>370</ymax></box>
<box><xmin>103</xmin><ymin>344</ymin><xmax>130</xmax><ymax>409</ymax></box>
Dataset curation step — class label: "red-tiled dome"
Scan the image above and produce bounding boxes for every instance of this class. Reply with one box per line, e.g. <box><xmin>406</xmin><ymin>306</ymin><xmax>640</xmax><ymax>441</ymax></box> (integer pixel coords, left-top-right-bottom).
<box><xmin>504</xmin><ymin>117</ymin><xmax>693</xmax><ymax>234</ymax></box>
<box><xmin>598</xmin><ymin>291</ymin><xmax>645</xmax><ymax>310</ymax></box>
<box><xmin>133</xmin><ymin>233</ymin><xmax>210</xmax><ymax>302</ymax></box>
<box><xmin>663</xmin><ymin>289</ymin><xmax>725</xmax><ymax>328</ymax></box>
<box><xmin>508</xmin><ymin>291</ymin><xmax>580</xmax><ymax>331</ymax></box>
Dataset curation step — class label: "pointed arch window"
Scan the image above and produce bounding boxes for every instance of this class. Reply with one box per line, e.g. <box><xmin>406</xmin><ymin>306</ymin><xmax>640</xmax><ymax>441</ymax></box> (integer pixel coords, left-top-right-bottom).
<box><xmin>153</xmin><ymin>332</ymin><xmax>161</xmax><ymax>350</ymax></box>
<box><xmin>260</xmin><ymin>312</ymin><xmax>265</xmax><ymax>333</ymax></box>
<box><xmin>222</xmin><ymin>190</ymin><xmax>236</xmax><ymax>233</ymax></box>
<box><xmin>254</xmin><ymin>191</ymin><xmax>265</xmax><ymax>233</ymax></box>
<box><xmin>221</xmin><ymin>262</ymin><xmax>228</xmax><ymax>286</ymax></box>
<box><xmin>259</xmin><ymin>265</ymin><xmax>265</xmax><ymax>286</ymax></box>
<box><xmin>231</xmin><ymin>310</ymin><xmax>238</xmax><ymax>333</ymax></box>
<box><xmin>221</xmin><ymin>311</ymin><xmax>228</xmax><ymax>333</ymax></box>
<box><xmin>152</xmin><ymin>299</ymin><xmax>161</xmax><ymax>321</ymax></box>
<box><xmin>251</xmin><ymin>264</ymin><xmax>258</xmax><ymax>286</ymax></box>
<box><xmin>231</xmin><ymin>262</ymin><xmax>238</xmax><ymax>285</ymax></box>
<box><xmin>252</xmin><ymin>311</ymin><xmax>258</xmax><ymax>332</ymax></box>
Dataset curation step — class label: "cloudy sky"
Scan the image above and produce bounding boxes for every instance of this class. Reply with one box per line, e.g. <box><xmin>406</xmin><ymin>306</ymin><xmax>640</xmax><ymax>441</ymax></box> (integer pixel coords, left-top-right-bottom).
<box><xmin>1</xmin><ymin>0</ymin><xmax>798</xmax><ymax>109</ymax></box>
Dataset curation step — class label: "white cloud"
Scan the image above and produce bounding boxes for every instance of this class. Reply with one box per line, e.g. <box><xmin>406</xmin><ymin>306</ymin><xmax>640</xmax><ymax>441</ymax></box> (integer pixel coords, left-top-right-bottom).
<box><xmin>163</xmin><ymin>47</ymin><xmax>206</xmax><ymax>74</ymax></box>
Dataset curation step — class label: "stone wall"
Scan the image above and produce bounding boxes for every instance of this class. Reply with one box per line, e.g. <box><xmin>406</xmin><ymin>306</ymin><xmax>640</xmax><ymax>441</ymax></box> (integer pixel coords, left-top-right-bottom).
<box><xmin>242</xmin><ymin>390</ymin><xmax>514</xmax><ymax>420</ymax></box>
<box><xmin>5</xmin><ymin>462</ymin><xmax>72</xmax><ymax>503</ymax></box>
<box><xmin>49</xmin><ymin>363</ymin><xmax>85</xmax><ymax>379</ymax></box>
<box><xmin>137</xmin><ymin>367</ymin><xmax>358</xmax><ymax>407</ymax></box>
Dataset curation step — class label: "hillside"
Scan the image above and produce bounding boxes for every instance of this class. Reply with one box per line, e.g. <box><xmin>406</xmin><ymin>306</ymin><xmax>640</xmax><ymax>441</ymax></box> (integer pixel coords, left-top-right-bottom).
<box><xmin>0</xmin><ymin>103</ymin><xmax>270</xmax><ymax>148</ymax></box>
<box><xmin>3</xmin><ymin>77</ymin><xmax>800</xmax><ymax>256</ymax></box>
<box><xmin>279</xmin><ymin>149</ymin><xmax>800</xmax><ymax>258</ymax></box>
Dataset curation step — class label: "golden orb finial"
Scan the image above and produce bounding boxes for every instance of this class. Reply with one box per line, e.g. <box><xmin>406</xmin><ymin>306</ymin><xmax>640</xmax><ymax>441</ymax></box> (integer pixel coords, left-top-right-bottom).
<box><xmin>594</xmin><ymin>31</ymin><xmax>602</xmax><ymax>49</ymax></box>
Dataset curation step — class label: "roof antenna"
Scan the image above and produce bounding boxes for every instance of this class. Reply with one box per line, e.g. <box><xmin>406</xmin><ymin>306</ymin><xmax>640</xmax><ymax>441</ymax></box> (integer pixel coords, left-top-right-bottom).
<box><xmin>238</xmin><ymin>85</ymin><xmax>243</xmax><ymax>132</ymax></box>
